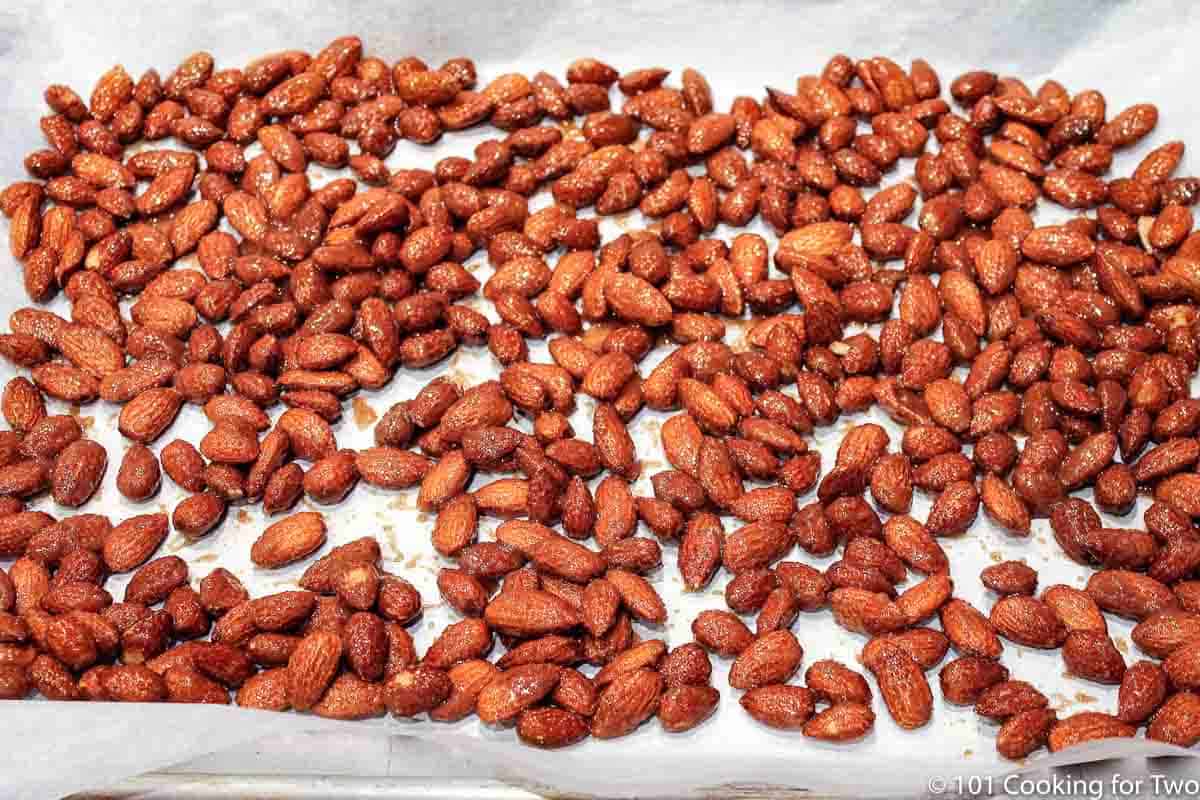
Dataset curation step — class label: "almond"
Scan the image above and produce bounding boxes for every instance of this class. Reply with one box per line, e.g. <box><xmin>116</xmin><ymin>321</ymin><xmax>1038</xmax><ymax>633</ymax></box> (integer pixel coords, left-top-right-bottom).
<box><xmin>50</xmin><ymin>439</ymin><xmax>107</xmax><ymax>508</ymax></box>
<box><xmin>728</xmin><ymin>630</ymin><xmax>803</xmax><ymax>690</ymax></box>
<box><xmin>1147</xmin><ymin>691</ymin><xmax>1200</xmax><ymax>747</ymax></box>
<box><xmin>591</xmin><ymin>667</ymin><xmax>663</xmax><ymax>739</ymax></box>
<box><xmin>1062</xmin><ymin>631</ymin><xmax>1126</xmax><ymax>684</ymax></box>
<box><xmin>517</xmin><ymin>707</ymin><xmax>590</xmax><ymax>748</ymax></box>
<box><xmin>1048</xmin><ymin>712</ymin><xmax>1135</xmax><ymax>753</ymax></box>
<box><xmin>102</xmin><ymin>514</ymin><xmax>169</xmax><ymax>573</ymax></box>
<box><xmin>484</xmin><ymin>589</ymin><xmax>580</xmax><ymax>637</ymax></box>
<box><xmin>866</xmin><ymin>641</ymin><xmax>933</xmax><ymax>729</ymax></box>
<box><xmin>355</xmin><ymin>447</ymin><xmax>432</xmax><ymax>489</ymax></box>
<box><xmin>802</xmin><ymin>702</ymin><xmax>875</xmax><ymax>741</ymax></box>
<box><xmin>250</xmin><ymin>512</ymin><xmax>327</xmax><ymax>568</ymax></box>
<box><xmin>940</xmin><ymin>598</ymin><xmax>1003</xmax><ymax>659</ymax></box>
<box><xmin>990</xmin><ymin>595</ymin><xmax>1067</xmax><ymax>648</ymax></box>
<box><xmin>476</xmin><ymin>663</ymin><xmax>561</xmax><ymax>724</ymax></box>
<box><xmin>997</xmin><ymin>708</ymin><xmax>1057</xmax><ymax>759</ymax></box>
<box><xmin>1087</xmin><ymin>570</ymin><xmax>1177</xmax><ymax>620</ymax></box>
<box><xmin>384</xmin><ymin>666</ymin><xmax>452</xmax><ymax>717</ymax></box>
<box><xmin>723</xmin><ymin>520</ymin><xmax>791</xmax><ymax>573</ymax></box>
<box><xmin>118</xmin><ymin>388</ymin><xmax>184</xmax><ymax>443</ymax></box>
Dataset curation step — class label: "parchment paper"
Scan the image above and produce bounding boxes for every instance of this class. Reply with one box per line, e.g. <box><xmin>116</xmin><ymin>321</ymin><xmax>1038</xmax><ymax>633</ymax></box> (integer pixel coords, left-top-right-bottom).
<box><xmin>2</xmin><ymin>1</ymin><xmax>1200</xmax><ymax>797</ymax></box>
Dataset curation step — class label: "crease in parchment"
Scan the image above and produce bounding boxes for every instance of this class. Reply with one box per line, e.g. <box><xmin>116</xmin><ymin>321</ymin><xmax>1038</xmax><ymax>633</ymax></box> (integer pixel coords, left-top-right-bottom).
<box><xmin>2</xmin><ymin>704</ymin><xmax>1196</xmax><ymax>800</ymax></box>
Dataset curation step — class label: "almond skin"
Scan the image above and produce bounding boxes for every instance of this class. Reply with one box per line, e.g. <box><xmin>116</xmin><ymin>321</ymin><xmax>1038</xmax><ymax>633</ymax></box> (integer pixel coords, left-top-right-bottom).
<box><xmin>660</xmin><ymin>643</ymin><xmax>712</xmax><ymax>689</ymax></box>
<box><xmin>532</xmin><ymin>536</ymin><xmax>605</xmax><ymax>583</ymax></box>
<box><xmin>1043</xmin><ymin>583</ymin><xmax>1108</xmax><ymax>634</ymax></box>
<box><xmin>51</xmin><ymin>439</ymin><xmax>108</xmax><ymax>508</ymax></box>
<box><xmin>591</xmin><ymin>667</ymin><xmax>663</xmax><ymax>739</ymax></box>
<box><xmin>1062</xmin><ymin>631</ymin><xmax>1126</xmax><ymax>684</ymax></box>
<box><xmin>484</xmin><ymin>589</ymin><xmax>581</xmax><ymax>637</ymax></box>
<box><xmin>940</xmin><ymin>598</ymin><xmax>1003</xmax><ymax>659</ymax></box>
<box><xmin>741</xmin><ymin>684</ymin><xmax>816</xmax><ymax>730</ymax></box>
<box><xmin>830</xmin><ymin>587</ymin><xmax>906</xmax><ymax>636</ymax></box>
<box><xmin>723</xmin><ymin>520</ymin><xmax>791</xmax><ymax>573</ymax></box>
<box><xmin>250</xmin><ymin>512</ymin><xmax>327</xmax><ymax>568</ymax></box>
<box><xmin>102</xmin><ymin>514</ymin><xmax>169</xmax><ymax>573</ymax></box>
<box><xmin>605</xmin><ymin>568</ymin><xmax>666</xmax><ymax>624</ymax></box>
<box><xmin>593</xmin><ymin>639</ymin><xmax>667</xmax><ymax>687</ymax></box>
<box><xmin>423</xmin><ymin>618</ymin><xmax>492</xmax><ymax>670</ymax></box>
<box><xmin>940</xmin><ymin>656</ymin><xmax>1009</xmax><ymax>705</ymax></box>
<box><xmin>200</xmin><ymin>423</ymin><xmax>260</xmax><ymax>465</ymax></box>
<box><xmin>2</xmin><ymin>377</ymin><xmax>44</xmax><ymax>433</ymax></box>
<box><xmin>990</xmin><ymin>595</ymin><xmax>1067</xmax><ymax>648</ymax></box>
<box><xmin>173</xmin><ymin>492</ymin><xmax>227</xmax><ymax>539</ymax></box>
<box><xmin>728</xmin><ymin>630</ymin><xmax>803</xmax><ymax>690</ymax></box>
<box><xmin>161</xmin><ymin>440</ymin><xmax>206</xmax><ymax>492</ymax></box>
<box><xmin>277</xmin><ymin>408</ymin><xmax>337</xmax><ymax>462</ymax></box>
<box><xmin>384</xmin><ymin>666</ymin><xmax>452</xmax><ymax>718</ymax></box>
<box><xmin>102</xmin><ymin>664</ymin><xmax>167</xmax><ymax>702</ymax></box>
<box><xmin>925</xmin><ymin>480</ymin><xmax>979</xmax><ymax>536</ymax></box>
<box><xmin>1087</xmin><ymin>570</ymin><xmax>1178</xmax><ymax>620</ymax></box>
<box><xmin>867</xmin><ymin>642</ymin><xmax>933</xmax><ymax>729</ymax></box>
<box><xmin>803</xmin><ymin>702</ymin><xmax>875</xmax><ymax>742</ymax></box>
<box><xmin>430</xmin><ymin>659</ymin><xmax>499</xmax><ymax>722</ymax></box>
<box><xmin>517</xmin><ymin>707</ymin><xmax>590</xmax><ymax>748</ymax></box>
<box><xmin>997</xmin><ymin>708</ymin><xmax>1057</xmax><ymax>759</ymax></box>
<box><xmin>1118</xmin><ymin>660</ymin><xmax>1169</xmax><ymax>724</ymax></box>
<box><xmin>236</xmin><ymin>668</ymin><xmax>292</xmax><ymax>711</ymax></box>
<box><xmin>1165</xmin><ymin>639</ymin><xmax>1200</xmax><ymax>689</ymax></box>
<box><xmin>311</xmin><ymin>673</ymin><xmax>384</xmax><ymax>720</ymax></box>
<box><xmin>125</xmin><ymin>556</ymin><xmax>188</xmax><ymax>605</ymax></box>
<box><xmin>476</xmin><ymin>663</ymin><xmax>561</xmax><ymax>724</ymax></box>
<box><xmin>979</xmin><ymin>474</ymin><xmax>1030</xmax><ymax>535</ymax></box>
<box><xmin>692</xmin><ymin>609</ymin><xmax>754</xmax><ymax>657</ymax></box>
<box><xmin>605</xmin><ymin>274</ymin><xmax>673</xmax><ymax>327</ymax></box>
<box><xmin>118</xmin><ymin>388</ymin><xmax>184</xmax><ymax>443</ymax></box>
<box><xmin>355</xmin><ymin>447</ymin><xmax>432</xmax><ymax>489</ymax></box>
<box><xmin>1131</xmin><ymin>610</ymin><xmax>1200</xmax><ymax>658</ymax></box>
<box><xmin>975</xmin><ymin>680</ymin><xmax>1049</xmax><ymax>721</ymax></box>
<box><xmin>1048</xmin><ymin>712</ymin><xmax>1135</xmax><ymax>753</ymax></box>
<box><xmin>116</xmin><ymin>444</ymin><xmax>162</xmax><ymax>501</ymax></box>
<box><xmin>1147</xmin><ymin>691</ymin><xmax>1200</xmax><ymax>747</ymax></box>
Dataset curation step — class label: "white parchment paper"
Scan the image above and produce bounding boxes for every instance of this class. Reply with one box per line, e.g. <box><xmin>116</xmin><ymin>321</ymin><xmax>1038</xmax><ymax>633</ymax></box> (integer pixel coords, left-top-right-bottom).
<box><xmin>2</xmin><ymin>1</ymin><xmax>1200</xmax><ymax>797</ymax></box>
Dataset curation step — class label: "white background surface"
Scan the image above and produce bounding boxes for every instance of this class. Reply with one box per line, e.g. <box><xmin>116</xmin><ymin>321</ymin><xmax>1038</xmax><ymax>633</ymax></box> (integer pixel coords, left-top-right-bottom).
<box><xmin>2</xmin><ymin>1</ymin><xmax>1200</xmax><ymax>797</ymax></box>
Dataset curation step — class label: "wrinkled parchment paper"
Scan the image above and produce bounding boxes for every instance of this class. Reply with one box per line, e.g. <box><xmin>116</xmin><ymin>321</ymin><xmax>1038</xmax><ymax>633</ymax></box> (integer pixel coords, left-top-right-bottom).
<box><xmin>3</xmin><ymin>1</ymin><xmax>1200</xmax><ymax>797</ymax></box>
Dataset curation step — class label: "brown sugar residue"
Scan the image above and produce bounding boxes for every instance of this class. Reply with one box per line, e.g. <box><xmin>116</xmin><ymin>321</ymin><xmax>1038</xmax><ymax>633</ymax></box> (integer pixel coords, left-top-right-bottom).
<box><xmin>558</xmin><ymin>120</ymin><xmax>584</xmax><ymax>142</ymax></box>
<box><xmin>612</xmin><ymin>212</ymin><xmax>636</xmax><ymax>231</ymax></box>
<box><xmin>726</xmin><ymin>318</ymin><xmax>753</xmax><ymax>352</ymax></box>
<box><xmin>353</xmin><ymin>397</ymin><xmax>378</xmax><ymax>429</ymax></box>
<box><xmin>1074</xmin><ymin>691</ymin><xmax>1097</xmax><ymax>704</ymax></box>
<box><xmin>237</xmin><ymin>509</ymin><xmax>251</xmax><ymax>524</ymax></box>
<box><xmin>64</xmin><ymin>405</ymin><xmax>95</xmax><ymax>430</ymax></box>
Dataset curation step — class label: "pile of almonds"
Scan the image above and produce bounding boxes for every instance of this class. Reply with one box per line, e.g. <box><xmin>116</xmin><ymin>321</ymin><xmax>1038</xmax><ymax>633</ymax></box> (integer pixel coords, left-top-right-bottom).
<box><xmin>3</xmin><ymin>36</ymin><xmax>1200</xmax><ymax>761</ymax></box>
